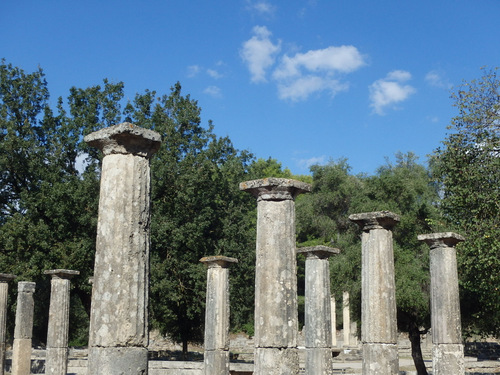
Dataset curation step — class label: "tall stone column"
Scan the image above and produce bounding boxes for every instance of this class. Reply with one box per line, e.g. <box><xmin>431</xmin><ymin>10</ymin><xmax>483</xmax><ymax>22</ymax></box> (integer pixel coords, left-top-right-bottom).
<box><xmin>200</xmin><ymin>256</ymin><xmax>238</xmax><ymax>375</ymax></box>
<box><xmin>349</xmin><ymin>211</ymin><xmax>400</xmax><ymax>375</ymax></box>
<box><xmin>12</xmin><ymin>281</ymin><xmax>36</xmax><ymax>375</ymax></box>
<box><xmin>240</xmin><ymin>178</ymin><xmax>311</xmax><ymax>375</ymax></box>
<box><xmin>297</xmin><ymin>246</ymin><xmax>339</xmax><ymax>375</ymax></box>
<box><xmin>342</xmin><ymin>291</ymin><xmax>350</xmax><ymax>347</ymax></box>
<box><xmin>331</xmin><ymin>295</ymin><xmax>336</xmax><ymax>347</ymax></box>
<box><xmin>85</xmin><ymin>123</ymin><xmax>161</xmax><ymax>374</ymax></box>
<box><xmin>0</xmin><ymin>274</ymin><xmax>15</xmax><ymax>375</ymax></box>
<box><xmin>418</xmin><ymin>232</ymin><xmax>465</xmax><ymax>375</ymax></box>
<box><xmin>44</xmin><ymin>269</ymin><xmax>79</xmax><ymax>375</ymax></box>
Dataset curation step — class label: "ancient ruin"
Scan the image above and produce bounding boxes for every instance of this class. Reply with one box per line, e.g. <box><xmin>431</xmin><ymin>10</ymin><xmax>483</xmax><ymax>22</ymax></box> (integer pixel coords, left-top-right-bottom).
<box><xmin>200</xmin><ymin>255</ymin><xmax>238</xmax><ymax>375</ymax></box>
<box><xmin>0</xmin><ymin>274</ymin><xmax>15</xmax><ymax>375</ymax></box>
<box><xmin>297</xmin><ymin>245</ymin><xmax>340</xmax><ymax>375</ymax></box>
<box><xmin>12</xmin><ymin>281</ymin><xmax>36</xmax><ymax>375</ymax></box>
<box><xmin>85</xmin><ymin>123</ymin><xmax>161</xmax><ymax>374</ymax></box>
<box><xmin>240</xmin><ymin>178</ymin><xmax>311</xmax><ymax>375</ymax></box>
<box><xmin>418</xmin><ymin>232</ymin><xmax>466</xmax><ymax>375</ymax></box>
<box><xmin>44</xmin><ymin>269</ymin><xmax>79</xmax><ymax>375</ymax></box>
<box><xmin>349</xmin><ymin>211</ymin><xmax>400</xmax><ymax>375</ymax></box>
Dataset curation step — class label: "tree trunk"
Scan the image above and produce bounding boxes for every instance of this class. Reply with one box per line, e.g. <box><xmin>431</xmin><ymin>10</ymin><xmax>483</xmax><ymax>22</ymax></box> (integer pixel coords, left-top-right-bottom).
<box><xmin>182</xmin><ymin>338</ymin><xmax>188</xmax><ymax>359</ymax></box>
<box><xmin>408</xmin><ymin>318</ymin><xmax>428</xmax><ymax>375</ymax></box>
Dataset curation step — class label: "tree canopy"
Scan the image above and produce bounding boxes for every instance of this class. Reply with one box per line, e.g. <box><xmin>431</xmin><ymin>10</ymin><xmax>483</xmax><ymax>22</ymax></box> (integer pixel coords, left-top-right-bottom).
<box><xmin>432</xmin><ymin>67</ymin><xmax>500</xmax><ymax>337</ymax></box>
<box><xmin>1</xmin><ymin>60</ymin><xmax>498</xmax><ymax>360</ymax></box>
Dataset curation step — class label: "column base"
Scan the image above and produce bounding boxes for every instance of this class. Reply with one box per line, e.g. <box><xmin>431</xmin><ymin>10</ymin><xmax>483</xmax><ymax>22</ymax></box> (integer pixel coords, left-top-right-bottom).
<box><xmin>305</xmin><ymin>347</ymin><xmax>334</xmax><ymax>375</ymax></box>
<box><xmin>362</xmin><ymin>343</ymin><xmax>399</xmax><ymax>375</ymax></box>
<box><xmin>88</xmin><ymin>346</ymin><xmax>148</xmax><ymax>375</ymax></box>
<box><xmin>12</xmin><ymin>338</ymin><xmax>32</xmax><ymax>375</ymax></box>
<box><xmin>203</xmin><ymin>350</ymin><xmax>229</xmax><ymax>375</ymax></box>
<box><xmin>254</xmin><ymin>347</ymin><xmax>299</xmax><ymax>375</ymax></box>
<box><xmin>433</xmin><ymin>343</ymin><xmax>465</xmax><ymax>375</ymax></box>
<box><xmin>45</xmin><ymin>347</ymin><xmax>69</xmax><ymax>375</ymax></box>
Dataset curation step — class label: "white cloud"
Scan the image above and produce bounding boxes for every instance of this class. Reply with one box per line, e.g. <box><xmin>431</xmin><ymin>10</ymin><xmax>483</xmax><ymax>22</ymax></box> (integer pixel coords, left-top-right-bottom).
<box><xmin>240</xmin><ymin>26</ymin><xmax>281</xmax><ymax>83</ymax></box>
<box><xmin>240</xmin><ymin>26</ymin><xmax>366</xmax><ymax>101</ymax></box>
<box><xmin>187</xmin><ymin>65</ymin><xmax>201</xmax><ymax>78</ymax></box>
<box><xmin>425</xmin><ymin>70</ymin><xmax>451</xmax><ymax>89</ymax></box>
<box><xmin>277</xmin><ymin>76</ymin><xmax>349</xmax><ymax>102</ymax></box>
<box><xmin>204</xmin><ymin>86</ymin><xmax>222</xmax><ymax>97</ymax></box>
<box><xmin>247</xmin><ymin>1</ymin><xmax>276</xmax><ymax>16</ymax></box>
<box><xmin>369</xmin><ymin>70</ymin><xmax>416</xmax><ymax>115</ymax></box>
<box><xmin>271</xmin><ymin>45</ymin><xmax>365</xmax><ymax>101</ymax></box>
<box><xmin>207</xmin><ymin>69</ymin><xmax>223</xmax><ymax>79</ymax></box>
<box><xmin>296</xmin><ymin>155</ymin><xmax>327</xmax><ymax>170</ymax></box>
<box><xmin>273</xmin><ymin>46</ymin><xmax>366</xmax><ymax>80</ymax></box>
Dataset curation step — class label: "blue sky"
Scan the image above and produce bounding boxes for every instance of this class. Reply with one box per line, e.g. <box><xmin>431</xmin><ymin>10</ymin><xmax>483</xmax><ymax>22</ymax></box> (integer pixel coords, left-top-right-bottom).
<box><xmin>2</xmin><ymin>0</ymin><xmax>499</xmax><ymax>175</ymax></box>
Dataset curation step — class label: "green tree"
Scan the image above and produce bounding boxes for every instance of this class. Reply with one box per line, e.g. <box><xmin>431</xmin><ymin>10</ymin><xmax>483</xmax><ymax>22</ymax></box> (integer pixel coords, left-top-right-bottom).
<box><xmin>122</xmin><ymin>83</ymin><xmax>257</xmax><ymax>354</ymax></box>
<box><xmin>297</xmin><ymin>154</ymin><xmax>442</xmax><ymax>375</ymax></box>
<box><xmin>0</xmin><ymin>61</ymin><xmax>259</xmax><ymax>349</ymax></box>
<box><xmin>296</xmin><ymin>160</ymin><xmax>367</xmax><ymax>328</ymax></box>
<box><xmin>0</xmin><ymin>60</ymin><xmax>123</xmax><ymax>343</ymax></box>
<box><xmin>364</xmin><ymin>152</ymin><xmax>441</xmax><ymax>375</ymax></box>
<box><xmin>432</xmin><ymin>68</ymin><xmax>500</xmax><ymax>337</ymax></box>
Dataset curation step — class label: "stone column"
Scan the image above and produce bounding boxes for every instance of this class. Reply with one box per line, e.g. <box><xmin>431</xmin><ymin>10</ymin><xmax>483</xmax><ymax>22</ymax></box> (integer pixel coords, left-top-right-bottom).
<box><xmin>44</xmin><ymin>269</ymin><xmax>79</xmax><ymax>375</ymax></box>
<box><xmin>349</xmin><ymin>211</ymin><xmax>400</xmax><ymax>375</ymax></box>
<box><xmin>418</xmin><ymin>232</ymin><xmax>465</xmax><ymax>375</ymax></box>
<box><xmin>200</xmin><ymin>256</ymin><xmax>238</xmax><ymax>375</ymax></box>
<box><xmin>85</xmin><ymin>123</ymin><xmax>161</xmax><ymax>374</ymax></box>
<box><xmin>240</xmin><ymin>178</ymin><xmax>311</xmax><ymax>375</ymax></box>
<box><xmin>297</xmin><ymin>246</ymin><xmax>339</xmax><ymax>375</ymax></box>
<box><xmin>12</xmin><ymin>281</ymin><xmax>36</xmax><ymax>375</ymax></box>
<box><xmin>330</xmin><ymin>296</ymin><xmax>336</xmax><ymax>347</ymax></box>
<box><xmin>342</xmin><ymin>291</ymin><xmax>350</xmax><ymax>347</ymax></box>
<box><xmin>0</xmin><ymin>274</ymin><xmax>15</xmax><ymax>375</ymax></box>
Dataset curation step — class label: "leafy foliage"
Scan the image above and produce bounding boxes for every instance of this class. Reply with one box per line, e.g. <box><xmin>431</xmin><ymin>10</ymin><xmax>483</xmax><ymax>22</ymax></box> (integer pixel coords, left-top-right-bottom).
<box><xmin>296</xmin><ymin>153</ymin><xmax>442</xmax><ymax>374</ymax></box>
<box><xmin>432</xmin><ymin>68</ymin><xmax>500</xmax><ymax>337</ymax></box>
<box><xmin>0</xmin><ymin>61</ymin><xmax>258</xmax><ymax>349</ymax></box>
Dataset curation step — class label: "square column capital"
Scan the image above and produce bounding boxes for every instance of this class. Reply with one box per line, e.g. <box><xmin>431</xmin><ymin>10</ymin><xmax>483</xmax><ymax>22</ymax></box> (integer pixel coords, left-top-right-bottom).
<box><xmin>44</xmin><ymin>269</ymin><xmax>80</xmax><ymax>280</ymax></box>
<box><xmin>0</xmin><ymin>273</ymin><xmax>16</xmax><ymax>282</ymax></box>
<box><xmin>297</xmin><ymin>245</ymin><xmax>340</xmax><ymax>259</ymax></box>
<box><xmin>84</xmin><ymin>122</ymin><xmax>162</xmax><ymax>158</ymax></box>
<box><xmin>349</xmin><ymin>211</ymin><xmax>400</xmax><ymax>231</ymax></box>
<box><xmin>200</xmin><ymin>255</ymin><xmax>238</xmax><ymax>268</ymax></box>
<box><xmin>417</xmin><ymin>232</ymin><xmax>465</xmax><ymax>249</ymax></box>
<box><xmin>240</xmin><ymin>177</ymin><xmax>311</xmax><ymax>201</ymax></box>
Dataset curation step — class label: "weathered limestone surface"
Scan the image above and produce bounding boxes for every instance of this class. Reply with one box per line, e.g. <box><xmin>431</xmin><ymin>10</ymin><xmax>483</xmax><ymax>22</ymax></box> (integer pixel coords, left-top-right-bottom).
<box><xmin>85</xmin><ymin>123</ymin><xmax>161</xmax><ymax>375</ymax></box>
<box><xmin>12</xmin><ymin>281</ymin><xmax>36</xmax><ymax>375</ymax></box>
<box><xmin>202</xmin><ymin>350</ymin><xmax>230</xmax><ymax>375</ymax></box>
<box><xmin>349</xmin><ymin>211</ymin><xmax>399</xmax><ymax>375</ymax></box>
<box><xmin>240</xmin><ymin>178</ymin><xmax>311</xmax><ymax>375</ymax></box>
<box><xmin>44</xmin><ymin>269</ymin><xmax>79</xmax><ymax>375</ymax></box>
<box><xmin>343</xmin><ymin>291</ymin><xmax>350</xmax><ymax>347</ymax></box>
<box><xmin>0</xmin><ymin>274</ymin><xmax>15</xmax><ymax>375</ymax></box>
<box><xmin>298</xmin><ymin>246</ymin><xmax>339</xmax><ymax>375</ymax></box>
<box><xmin>254</xmin><ymin>347</ymin><xmax>300</xmax><ymax>375</ymax></box>
<box><xmin>362</xmin><ymin>343</ymin><xmax>399</xmax><ymax>375</ymax></box>
<box><xmin>200</xmin><ymin>255</ymin><xmax>237</xmax><ymax>375</ymax></box>
<box><xmin>88</xmin><ymin>347</ymin><xmax>149</xmax><ymax>373</ymax></box>
<box><xmin>432</xmin><ymin>344</ymin><xmax>465</xmax><ymax>375</ymax></box>
<box><xmin>418</xmin><ymin>232</ymin><xmax>465</xmax><ymax>375</ymax></box>
<box><xmin>330</xmin><ymin>296</ymin><xmax>336</xmax><ymax>347</ymax></box>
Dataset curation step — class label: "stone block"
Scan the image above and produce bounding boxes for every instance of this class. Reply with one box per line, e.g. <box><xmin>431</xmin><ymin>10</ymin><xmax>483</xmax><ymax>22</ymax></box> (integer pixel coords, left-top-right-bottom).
<box><xmin>45</xmin><ymin>347</ymin><xmax>68</xmax><ymax>375</ymax></box>
<box><xmin>254</xmin><ymin>347</ymin><xmax>299</xmax><ymax>375</ymax></box>
<box><xmin>304</xmin><ymin>348</ymin><xmax>334</xmax><ymax>375</ymax></box>
<box><xmin>203</xmin><ymin>350</ymin><xmax>230</xmax><ymax>375</ymax></box>
<box><xmin>361</xmin><ymin>343</ymin><xmax>399</xmax><ymax>375</ymax></box>
<box><xmin>432</xmin><ymin>343</ymin><xmax>465</xmax><ymax>375</ymax></box>
<box><xmin>11</xmin><ymin>338</ymin><xmax>32</xmax><ymax>375</ymax></box>
<box><xmin>87</xmin><ymin>347</ymin><xmax>148</xmax><ymax>375</ymax></box>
